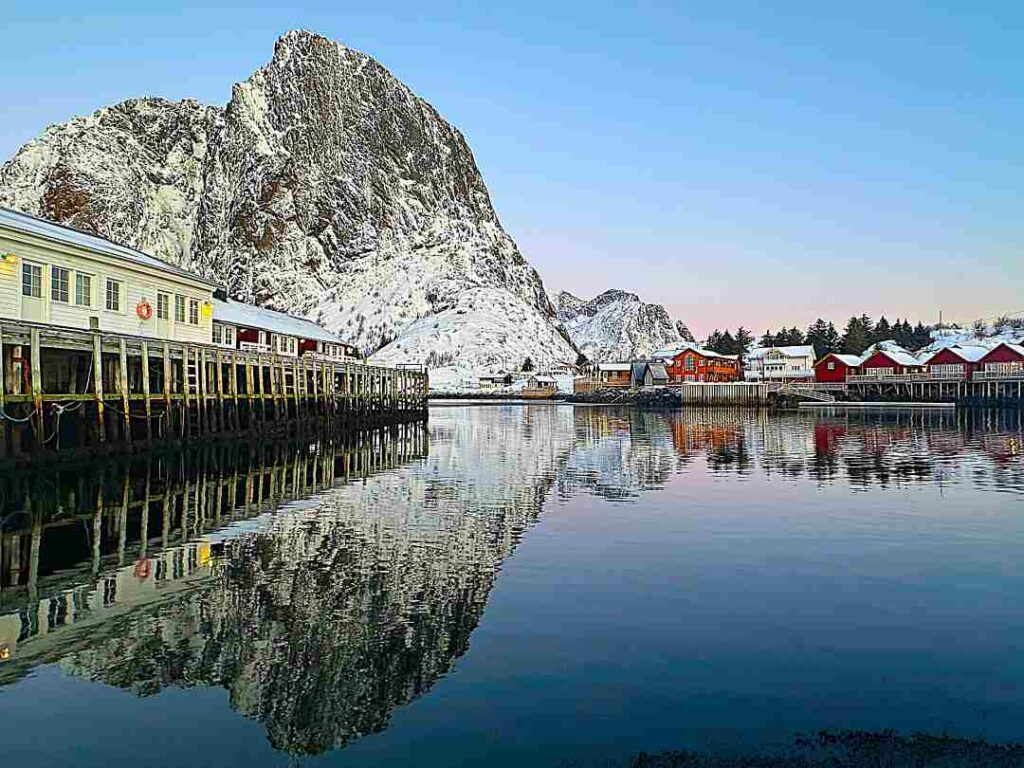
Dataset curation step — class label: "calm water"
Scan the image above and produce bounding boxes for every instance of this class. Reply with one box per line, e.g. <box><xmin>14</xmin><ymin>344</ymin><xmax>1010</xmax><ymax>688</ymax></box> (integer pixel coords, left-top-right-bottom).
<box><xmin>1</xmin><ymin>405</ymin><xmax>1023</xmax><ymax>766</ymax></box>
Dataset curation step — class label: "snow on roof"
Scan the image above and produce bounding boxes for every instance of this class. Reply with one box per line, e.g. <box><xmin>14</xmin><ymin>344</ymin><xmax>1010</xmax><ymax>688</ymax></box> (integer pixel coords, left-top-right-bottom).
<box><xmin>817</xmin><ymin>353</ymin><xmax>863</xmax><ymax>367</ymax></box>
<box><xmin>597</xmin><ymin>362</ymin><xmax>632</xmax><ymax>371</ymax></box>
<box><xmin>0</xmin><ymin>206</ymin><xmax>222</xmax><ymax>289</ymax></box>
<box><xmin>650</xmin><ymin>342</ymin><xmax>734</xmax><ymax>361</ymax></box>
<box><xmin>866</xmin><ymin>348</ymin><xmax>923</xmax><ymax>367</ymax></box>
<box><xmin>747</xmin><ymin>345</ymin><xmax>816</xmax><ymax>359</ymax></box>
<box><xmin>986</xmin><ymin>342</ymin><xmax>1024</xmax><ymax>359</ymax></box>
<box><xmin>923</xmin><ymin>345</ymin><xmax>990</xmax><ymax>364</ymax></box>
<box><xmin>211</xmin><ymin>298</ymin><xmax>347</xmax><ymax>345</ymax></box>
<box><xmin>529</xmin><ymin>375</ymin><xmax>557</xmax><ymax>383</ymax></box>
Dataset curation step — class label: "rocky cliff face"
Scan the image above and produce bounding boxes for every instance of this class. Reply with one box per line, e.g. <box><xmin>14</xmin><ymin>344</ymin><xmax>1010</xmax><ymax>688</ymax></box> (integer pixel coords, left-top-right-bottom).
<box><xmin>553</xmin><ymin>289</ymin><xmax>693</xmax><ymax>362</ymax></box>
<box><xmin>0</xmin><ymin>30</ymin><xmax>575</xmax><ymax>370</ymax></box>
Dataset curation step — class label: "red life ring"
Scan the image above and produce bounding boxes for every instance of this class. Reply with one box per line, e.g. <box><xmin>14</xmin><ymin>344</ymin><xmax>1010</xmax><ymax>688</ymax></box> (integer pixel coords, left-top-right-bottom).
<box><xmin>133</xmin><ymin>559</ymin><xmax>151</xmax><ymax>580</ymax></box>
<box><xmin>136</xmin><ymin>300</ymin><xmax>153</xmax><ymax>320</ymax></box>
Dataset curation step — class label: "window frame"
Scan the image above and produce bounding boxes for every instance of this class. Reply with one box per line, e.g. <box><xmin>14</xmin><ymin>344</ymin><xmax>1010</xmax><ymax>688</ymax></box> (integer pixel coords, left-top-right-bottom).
<box><xmin>188</xmin><ymin>298</ymin><xmax>199</xmax><ymax>326</ymax></box>
<box><xmin>22</xmin><ymin>261</ymin><xmax>43</xmax><ymax>299</ymax></box>
<box><xmin>157</xmin><ymin>292</ymin><xmax>170</xmax><ymax>321</ymax></box>
<box><xmin>50</xmin><ymin>265</ymin><xmax>70</xmax><ymax>303</ymax></box>
<box><xmin>104</xmin><ymin>278</ymin><xmax>124</xmax><ymax>313</ymax></box>
<box><xmin>75</xmin><ymin>272</ymin><xmax>93</xmax><ymax>308</ymax></box>
<box><xmin>174</xmin><ymin>294</ymin><xmax>186</xmax><ymax>323</ymax></box>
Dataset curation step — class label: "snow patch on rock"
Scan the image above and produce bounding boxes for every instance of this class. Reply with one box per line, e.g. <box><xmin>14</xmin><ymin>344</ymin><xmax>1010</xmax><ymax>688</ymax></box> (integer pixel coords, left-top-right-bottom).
<box><xmin>552</xmin><ymin>289</ymin><xmax>693</xmax><ymax>362</ymax></box>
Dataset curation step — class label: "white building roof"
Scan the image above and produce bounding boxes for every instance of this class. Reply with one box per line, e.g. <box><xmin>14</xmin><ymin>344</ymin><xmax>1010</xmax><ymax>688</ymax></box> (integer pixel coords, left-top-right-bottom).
<box><xmin>822</xmin><ymin>353</ymin><xmax>863</xmax><ymax>367</ymax></box>
<box><xmin>868</xmin><ymin>348</ymin><xmax>922</xmax><ymax>367</ymax></box>
<box><xmin>211</xmin><ymin>298</ymin><xmax>347</xmax><ymax>345</ymax></box>
<box><xmin>597</xmin><ymin>362</ymin><xmax>632</xmax><ymax>371</ymax></box>
<box><xmin>0</xmin><ymin>206</ymin><xmax>222</xmax><ymax>289</ymax></box>
<box><xmin>996</xmin><ymin>342</ymin><xmax>1024</xmax><ymax>358</ymax></box>
<box><xmin>923</xmin><ymin>345</ymin><xmax>990</xmax><ymax>364</ymax></box>
<box><xmin>748</xmin><ymin>345</ymin><xmax>816</xmax><ymax>359</ymax></box>
<box><xmin>650</xmin><ymin>342</ymin><xmax>735</xmax><ymax>361</ymax></box>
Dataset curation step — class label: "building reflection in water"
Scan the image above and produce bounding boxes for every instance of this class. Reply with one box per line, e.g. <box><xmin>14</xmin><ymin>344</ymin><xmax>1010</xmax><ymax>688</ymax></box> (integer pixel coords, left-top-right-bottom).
<box><xmin>0</xmin><ymin>405</ymin><xmax>1021</xmax><ymax>757</ymax></box>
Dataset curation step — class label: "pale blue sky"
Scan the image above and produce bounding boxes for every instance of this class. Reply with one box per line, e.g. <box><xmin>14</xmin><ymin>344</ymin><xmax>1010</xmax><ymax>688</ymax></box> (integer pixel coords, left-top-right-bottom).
<box><xmin>2</xmin><ymin>1</ymin><xmax>1021</xmax><ymax>336</ymax></box>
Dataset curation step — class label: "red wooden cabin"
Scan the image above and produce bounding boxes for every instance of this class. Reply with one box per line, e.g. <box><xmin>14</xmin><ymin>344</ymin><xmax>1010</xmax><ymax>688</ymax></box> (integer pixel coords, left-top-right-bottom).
<box><xmin>859</xmin><ymin>349</ymin><xmax>924</xmax><ymax>376</ymax></box>
<box><xmin>978</xmin><ymin>342</ymin><xmax>1024</xmax><ymax>376</ymax></box>
<box><xmin>922</xmin><ymin>345</ymin><xmax>987</xmax><ymax>380</ymax></box>
<box><xmin>663</xmin><ymin>347</ymin><xmax>741</xmax><ymax>383</ymax></box>
<box><xmin>813</xmin><ymin>353</ymin><xmax>861</xmax><ymax>383</ymax></box>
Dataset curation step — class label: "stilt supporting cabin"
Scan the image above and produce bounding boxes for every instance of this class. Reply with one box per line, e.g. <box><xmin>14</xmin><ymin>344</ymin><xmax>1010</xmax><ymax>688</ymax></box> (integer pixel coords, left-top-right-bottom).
<box><xmin>0</xmin><ymin>320</ymin><xmax>428</xmax><ymax>461</ymax></box>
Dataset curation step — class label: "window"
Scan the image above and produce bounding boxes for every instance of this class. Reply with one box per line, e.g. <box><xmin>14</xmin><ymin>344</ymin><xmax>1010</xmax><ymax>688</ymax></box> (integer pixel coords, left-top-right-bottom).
<box><xmin>827</xmin><ymin>362</ymin><xmax>836</xmax><ymax>371</ymax></box>
<box><xmin>157</xmin><ymin>292</ymin><xmax>169</xmax><ymax>320</ymax></box>
<box><xmin>685</xmin><ymin>355</ymin><xmax>695</xmax><ymax>370</ymax></box>
<box><xmin>225</xmin><ymin>326</ymin><xmax>235</xmax><ymax>347</ymax></box>
<box><xmin>213</xmin><ymin>324</ymin><xmax>223</xmax><ymax>344</ymax></box>
<box><xmin>188</xmin><ymin>299</ymin><xmax>199</xmax><ymax>326</ymax></box>
<box><xmin>51</xmin><ymin>266</ymin><xmax>69</xmax><ymax>303</ymax></box>
<box><xmin>174</xmin><ymin>294</ymin><xmax>186</xmax><ymax>323</ymax></box>
<box><xmin>22</xmin><ymin>262</ymin><xmax>42</xmax><ymax>298</ymax></box>
<box><xmin>105</xmin><ymin>279</ymin><xmax>122</xmax><ymax>311</ymax></box>
<box><xmin>75</xmin><ymin>273</ymin><xmax>92</xmax><ymax>307</ymax></box>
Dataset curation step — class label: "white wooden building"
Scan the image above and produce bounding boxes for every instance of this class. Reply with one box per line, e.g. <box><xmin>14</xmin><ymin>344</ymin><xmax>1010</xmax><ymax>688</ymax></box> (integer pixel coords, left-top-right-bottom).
<box><xmin>0</xmin><ymin>207</ymin><xmax>219</xmax><ymax>343</ymax></box>
<box><xmin>744</xmin><ymin>345</ymin><xmax>817</xmax><ymax>382</ymax></box>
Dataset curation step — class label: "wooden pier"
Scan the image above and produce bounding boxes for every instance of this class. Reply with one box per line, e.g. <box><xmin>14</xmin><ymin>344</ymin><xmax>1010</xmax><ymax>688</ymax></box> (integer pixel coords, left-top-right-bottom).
<box><xmin>0</xmin><ymin>319</ymin><xmax>428</xmax><ymax>459</ymax></box>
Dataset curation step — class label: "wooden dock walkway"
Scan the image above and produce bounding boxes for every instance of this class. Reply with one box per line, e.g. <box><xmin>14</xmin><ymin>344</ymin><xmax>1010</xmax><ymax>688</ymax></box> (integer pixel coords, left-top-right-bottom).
<box><xmin>0</xmin><ymin>319</ymin><xmax>428</xmax><ymax>459</ymax></box>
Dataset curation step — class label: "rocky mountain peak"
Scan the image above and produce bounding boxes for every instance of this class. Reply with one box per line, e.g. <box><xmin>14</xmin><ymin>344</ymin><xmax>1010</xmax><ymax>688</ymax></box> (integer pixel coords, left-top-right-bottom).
<box><xmin>0</xmin><ymin>31</ymin><xmax>573</xmax><ymax>372</ymax></box>
<box><xmin>554</xmin><ymin>289</ymin><xmax>693</xmax><ymax>362</ymax></box>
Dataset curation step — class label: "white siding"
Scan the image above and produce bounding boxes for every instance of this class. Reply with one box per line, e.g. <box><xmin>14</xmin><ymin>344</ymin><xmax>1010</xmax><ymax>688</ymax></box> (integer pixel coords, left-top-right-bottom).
<box><xmin>0</xmin><ymin>230</ymin><xmax>214</xmax><ymax>343</ymax></box>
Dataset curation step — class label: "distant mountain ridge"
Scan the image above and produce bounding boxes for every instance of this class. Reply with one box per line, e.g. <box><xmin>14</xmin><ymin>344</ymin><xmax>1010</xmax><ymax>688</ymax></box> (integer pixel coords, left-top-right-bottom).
<box><xmin>553</xmin><ymin>289</ymin><xmax>693</xmax><ymax>362</ymax></box>
<box><xmin>0</xmin><ymin>30</ymin><xmax>577</xmax><ymax>372</ymax></box>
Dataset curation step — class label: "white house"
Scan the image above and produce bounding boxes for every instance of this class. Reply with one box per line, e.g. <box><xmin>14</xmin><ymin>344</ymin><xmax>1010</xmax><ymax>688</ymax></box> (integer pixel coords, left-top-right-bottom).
<box><xmin>0</xmin><ymin>207</ymin><xmax>220</xmax><ymax>343</ymax></box>
<box><xmin>745</xmin><ymin>345</ymin><xmax>817</xmax><ymax>382</ymax></box>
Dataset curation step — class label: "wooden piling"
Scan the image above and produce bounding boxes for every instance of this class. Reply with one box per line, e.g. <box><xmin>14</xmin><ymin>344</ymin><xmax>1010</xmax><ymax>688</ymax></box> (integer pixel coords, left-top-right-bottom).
<box><xmin>162</xmin><ymin>343</ymin><xmax>173</xmax><ymax>439</ymax></box>
<box><xmin>141</xmin><ymin>341</ymin><xmax>152</xmax><ymax>442</ymax></box>
<box><xmin>29</xmin><ymin>328</ymin><xmax>43</xmax><ymax>443</ymax></box>
<box><xmin>92</xmin><ymin>332</ymin><xmax>105</xmax><ymax>444</ymax></box>
<box><xmin>118</xmin><ymin>338</ymin><xmax>131</xmax><ymax>444</ymax></box>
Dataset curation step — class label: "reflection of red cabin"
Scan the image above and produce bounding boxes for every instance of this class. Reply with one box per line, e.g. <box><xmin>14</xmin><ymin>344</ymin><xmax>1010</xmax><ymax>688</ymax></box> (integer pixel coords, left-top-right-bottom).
<box><xmin>922</xmin><ymin>346</ymin><xmax>987</xmax><ymax>380</ymax></box>
<box><xmin>859</xmin><ymin>350</ymin><xmax>924</xmax><ymax>376</ymax></box>
<box><xmin>814</xmin><ymin>353</ymin><xmax>861</xmax><ymax>383</ymax></box>
<box><xmin>978</xmin><ymin>343</ymin><xmax>1024</xmax><ymax>376</ymax></box>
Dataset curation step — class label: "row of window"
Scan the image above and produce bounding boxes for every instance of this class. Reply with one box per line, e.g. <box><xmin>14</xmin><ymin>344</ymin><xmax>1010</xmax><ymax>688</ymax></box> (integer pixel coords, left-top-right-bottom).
<box><xmin>273</xmin><ymin>335</ymin><xmax>298</xmax><ymax>355</ymax></box>
<box><xmin>22</xmin><ymin>261</ymin><xmax>202</xmax><ymax>324</ymax></box>
<box><xmin>22</xmin><ymin>263</ymin><xmax>98</xmax><ymax>307</ymax></box>
<box><xmin>212</xmin><ymin>323</ymin><xmax>237</xmax><ymax>347</ymax></box>
<box><xmin>322</xmin><ymin>342</ymin><xmax>349</xmax><ymax>359</ymax></box>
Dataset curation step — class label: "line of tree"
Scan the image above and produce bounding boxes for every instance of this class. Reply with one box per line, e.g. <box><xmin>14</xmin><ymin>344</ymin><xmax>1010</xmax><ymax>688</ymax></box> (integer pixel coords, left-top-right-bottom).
<box><xmin>704</xmin><ymin>327</ymin><xmax>755</xmax><ymax>356</ymax></box>
<box><xmin>755</xmin><ymin>315</ymin><xmax>934</xmax><ymax>358</ymax></box>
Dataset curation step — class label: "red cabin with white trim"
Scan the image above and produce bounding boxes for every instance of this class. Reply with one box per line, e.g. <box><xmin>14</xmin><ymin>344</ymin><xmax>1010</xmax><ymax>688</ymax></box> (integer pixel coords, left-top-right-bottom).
<box><xmin>814</xmin><ymin>353</ymin><xmax>861</xmax><ymax>383</ymax></box>
<box><xmin>922</xmin><ymin>346</ymin><xmax>987</xmax><ymax>380</ymax></box>
<box><xmin>859</xmin><ymin>349</ymin><xmax>924</xmax><ymax>377</ymax></box>
<box><xmin>978</xmin><ymin>342</ymin><xmax>1024</xmax><ymax>376</ymax></box>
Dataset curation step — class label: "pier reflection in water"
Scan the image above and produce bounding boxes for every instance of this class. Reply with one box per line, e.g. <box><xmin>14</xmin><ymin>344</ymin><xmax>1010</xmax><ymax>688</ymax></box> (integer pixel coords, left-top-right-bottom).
<box><xmin>1</xmin><ymin>405</ymin><xmax>1023</xmax><ymax>766</ymax></box>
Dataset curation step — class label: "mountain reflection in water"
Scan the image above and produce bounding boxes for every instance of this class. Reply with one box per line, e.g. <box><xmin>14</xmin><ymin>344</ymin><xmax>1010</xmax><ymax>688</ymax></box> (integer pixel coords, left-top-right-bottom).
<box><xmin>1</xmin><ymin>405</ymin><xmax>1023</xmax><ymax>765</ymax></box>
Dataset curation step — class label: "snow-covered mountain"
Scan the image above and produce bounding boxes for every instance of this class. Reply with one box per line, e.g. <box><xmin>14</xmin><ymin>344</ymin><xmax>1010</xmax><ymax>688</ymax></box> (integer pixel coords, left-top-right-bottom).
<box><xmin>552</xmin><ymin>289</ymin><xmax>693</xmax><ymax>362</ymax></box>
<box><xmin>0</xmin><ymin>30</ymin><xmax>576</xmax><ymax>371</ymax></box>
